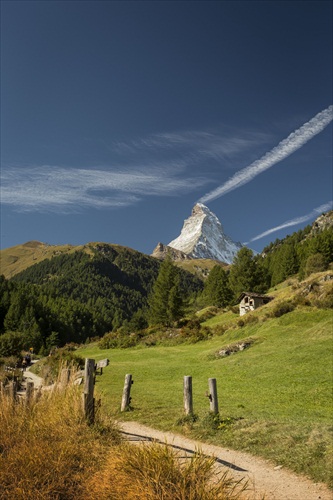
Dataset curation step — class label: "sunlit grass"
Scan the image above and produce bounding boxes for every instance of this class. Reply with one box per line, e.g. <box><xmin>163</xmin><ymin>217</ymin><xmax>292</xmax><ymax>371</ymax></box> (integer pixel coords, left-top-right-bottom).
<box><xmin>80</xmin><ymin>306</ymin><xmax>333</xmax><ymax>486</ymax></box>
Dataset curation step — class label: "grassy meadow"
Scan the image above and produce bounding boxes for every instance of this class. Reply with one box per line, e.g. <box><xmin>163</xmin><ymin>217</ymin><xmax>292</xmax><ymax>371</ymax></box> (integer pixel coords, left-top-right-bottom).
<box><xmin>79</xmin><ymin>295</ymin><xmax>333</xmax><ymax>487</ymax></box>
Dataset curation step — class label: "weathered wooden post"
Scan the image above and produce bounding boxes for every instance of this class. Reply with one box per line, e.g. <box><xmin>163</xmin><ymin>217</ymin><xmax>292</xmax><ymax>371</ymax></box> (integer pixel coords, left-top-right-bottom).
<box><xmin>184</xmin><ymin>376</ymin><xmax>193</xmax><ymax>415</ymax></box>
<box><xmin>60</xmin><ymin>368</ymin><xmax>70</xmax><ymax>388</ymax></box>
<box><xmin>83</xmin><ymin>358</ymin><xmax>95</xmax><ymax>424</ymax></box>
<box><xmin>25</xmin><ymin>381</ymin><xmax>34</xmax><ymax>407</ymax></box>
<box><xmin>121</xmin><ymin>374</ymin><xmax>133</xmax><ymax>411</ymax></box>
<box><xmin>208</xmin><ymin>378</ymin><xmax>219</xmax><ymax>414</ymax></box>
<box><xmin>8</xmin><ymin>380</ymin><xmax>17</xmax><ymax>404</ymax></box>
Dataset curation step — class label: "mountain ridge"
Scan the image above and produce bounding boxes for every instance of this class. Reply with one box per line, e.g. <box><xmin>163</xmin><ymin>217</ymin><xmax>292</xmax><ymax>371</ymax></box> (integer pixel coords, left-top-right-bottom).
<box><xmin>166</xmin><ymin>203</ymin><xmax>243</xmax><ymax>264</ymax></box>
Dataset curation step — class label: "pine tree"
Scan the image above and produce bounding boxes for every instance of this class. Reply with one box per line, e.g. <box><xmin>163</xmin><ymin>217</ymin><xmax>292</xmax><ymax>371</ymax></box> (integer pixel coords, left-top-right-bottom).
<box><xmin>229</xmin><ymin>248</ymin><xmax>266</xmax><ymax>298</ymax></box>
<box><xmin>148</xmin><ymin>256</ymin><xmax>183</xmax><ymax>326</ymax></box>
<box><xmin>202</xmin><ymin>265</ymin><xmax>232</xmax><ymax>307</ymax></box>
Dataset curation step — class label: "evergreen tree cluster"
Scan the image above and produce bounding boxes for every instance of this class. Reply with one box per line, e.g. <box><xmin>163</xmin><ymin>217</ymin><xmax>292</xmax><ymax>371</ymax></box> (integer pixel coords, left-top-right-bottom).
<box><xmin>0</xmin><ymin>245</ymin><xmax>202</xmax><ymax>353</ymax></box>
<box><xmin>262</xmin><ymin>227</ymin><xmax>333</xmax><ymax>286</ymax></box>
<box><xmin>200</xmin><ymin>226</ymin><xmax>333</xmax><ymax>308</ymax></box>
<box><xmin>0</xmin><ymin>222</ymin><xmax>331</xmax><ymax>355</ymax></box>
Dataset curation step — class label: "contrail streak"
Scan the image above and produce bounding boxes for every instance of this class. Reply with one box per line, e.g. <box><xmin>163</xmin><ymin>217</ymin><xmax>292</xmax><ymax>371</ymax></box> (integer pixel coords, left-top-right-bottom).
<box><xmin>199</xmin><ymin>105</ymin><xmax>333</xmax><ymax>204</ymax></box>
<box><xmin>244</xmin><ymin>202</ymin><xmax>333</xmax><ymax>244</ymax></box>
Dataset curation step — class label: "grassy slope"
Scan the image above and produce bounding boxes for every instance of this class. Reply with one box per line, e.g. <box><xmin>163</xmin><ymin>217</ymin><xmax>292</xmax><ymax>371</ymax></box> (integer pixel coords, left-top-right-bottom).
<box><xmin>79</xmin><ymin>273</ymin><xmax>333</xmax><ymax>485</ymax></box>
<box><xmin>0</xmin><ymin>240</ymin><xmax>149</xmax><ymax>279</ymax></box>
<box><xmin>81</xmin><ymin>308</ymin><xmax>332</xmax><ymax>426</ymax></box>
<box><xmin>0</xmin><ymin>241</ymin><xmax>87</xmax><ymax>279</ymax></box>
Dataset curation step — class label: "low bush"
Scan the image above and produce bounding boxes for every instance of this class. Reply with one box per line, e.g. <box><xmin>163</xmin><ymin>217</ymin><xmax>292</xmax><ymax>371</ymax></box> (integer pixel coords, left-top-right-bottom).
<box><xmin>271</xmin><ymin>301</ymin><xmax>295</xmax><ymax>318</ymax></box>
<box><xmin>99</xmin><ymin>330</ymin><xmax>142</xmax><ymax>349</ymax></box>
<box><xmin>202</xmin><ymin>412</ymin><xmax>242</xmax><ymax>431</ymax></box>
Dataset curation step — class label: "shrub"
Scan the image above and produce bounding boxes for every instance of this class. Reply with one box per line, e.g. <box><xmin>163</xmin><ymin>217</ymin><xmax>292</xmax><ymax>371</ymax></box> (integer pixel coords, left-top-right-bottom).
<box><xmin>179</xmin><ymin>320</ymin><xmax>212</xmax><ymax>343</ymax></box>
<box><xmin>99</xmin><ymin>330</ymin><xmax>142</xmax><ymax>349</ymax></box>
<box><xmin>212</xmin><ymin>324</ymin><xmax>229</xmax><ymax>336</ymax></box>
<box><xmin>202</xmin><ymin>412</ymin><xmax>242</xmax><ymax>431</ymax></box>
<box><xmin>271</xmin><ymin>301</ymin><xmax>295</xmax><ymax>318</ymax></box>
<box><xmin>305</xmin><ymin>253</ymin><xmax>327</xmax><ymax>277</ymax></box>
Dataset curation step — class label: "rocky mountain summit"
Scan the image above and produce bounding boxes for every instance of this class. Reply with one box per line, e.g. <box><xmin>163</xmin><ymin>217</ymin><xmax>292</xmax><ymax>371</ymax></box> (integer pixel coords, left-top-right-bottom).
<box><xmin>164</xmin><ymin>203</ymin><xmax>242</xmax><ymax>264</ymax></box>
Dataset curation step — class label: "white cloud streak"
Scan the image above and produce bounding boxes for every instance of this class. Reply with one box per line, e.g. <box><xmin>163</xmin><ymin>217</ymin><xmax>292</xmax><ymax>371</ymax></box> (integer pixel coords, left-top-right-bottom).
<box><xmin>1</xmin><ymin>125</ymin><xmax>272</xmax><ymax>214</ymax></box>
<box><xmin>244</xmin><ymin>202</ymin><xmax>333</xmax><ymax>244</ymax></box>
<box><xmin>112</xmin><ymin>128</ymin><xmax>271</xmax><ymax>164</ymax></box>
<box><xmin>1</xmin><ymin>165</ymin><xmax>209</xmax><ymax>213</ymax></box>
<box><xmin>199</xmin><ymin>105</ymin><xmax>333</xmax><ymax>204</ymax></box>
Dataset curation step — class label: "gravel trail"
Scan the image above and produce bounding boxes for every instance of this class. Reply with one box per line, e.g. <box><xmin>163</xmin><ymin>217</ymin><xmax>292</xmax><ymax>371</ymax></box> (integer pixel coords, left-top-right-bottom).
<box><xmin>119</xmin><ymin>420</ymin><xmax>332</xmax><ymax>500</ymax></box>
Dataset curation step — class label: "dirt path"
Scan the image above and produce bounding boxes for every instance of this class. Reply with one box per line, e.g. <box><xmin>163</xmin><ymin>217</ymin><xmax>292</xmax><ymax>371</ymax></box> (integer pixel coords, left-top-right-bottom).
<box><xmin>22</xmin><ymin>361</ymin><xmax>44</xmax><ymax>388</ymax></box>
<box><xmin>118</xmin><ymin>421</ymin><xmax>332</xmax><ymax>500</ymax></box>
<box><xmin>23</xmin><ymin>366</ymin><xmax>331</xmax><ymax>499</ymax></box>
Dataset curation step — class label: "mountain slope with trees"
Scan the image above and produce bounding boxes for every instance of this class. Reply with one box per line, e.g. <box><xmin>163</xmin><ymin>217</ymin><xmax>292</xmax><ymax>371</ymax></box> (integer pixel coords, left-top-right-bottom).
<box><xmin>0</xmin><ymin>243</ymin><xmax>203</xmax><ymax>354</ymax></box>
<box><xmin>0</xmin><ymin>212</ymin><xmax>332</xmax><ymax>355</ymax></box>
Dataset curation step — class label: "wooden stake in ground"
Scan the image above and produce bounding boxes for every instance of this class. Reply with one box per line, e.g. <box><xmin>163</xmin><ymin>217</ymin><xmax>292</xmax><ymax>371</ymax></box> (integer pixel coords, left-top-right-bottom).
<box><xmin>121</xmin><ymin>374</ymin><xmax>133</xmax><ymax>411</ymax></box>
<box><xmin>184</xmin><ymin>376</ymin><xmax>193</xmax><ymax>415</ymax></box>
<box><xmin>8</xmin><ymin>380</ymin><xmax>17</xmax><ymax>404</ymax></box>
<box><xmin>25</xmin><ymin>381</ymin><xmax>34</xmax><ymax>407</ymax></box>
<box><xmin>60</xmin><ymin>368</ymin><xmax>70</xmax><ymax>388</ymax></box>
<box><xmin>83</xmin><ymin>358</ymin><xmax>95</xmax><ymax>424</ymax></box>
<box><xmin>208</xmin><ymin>377</ymin><xmax>219</xmax><ymax>414</ymax></box>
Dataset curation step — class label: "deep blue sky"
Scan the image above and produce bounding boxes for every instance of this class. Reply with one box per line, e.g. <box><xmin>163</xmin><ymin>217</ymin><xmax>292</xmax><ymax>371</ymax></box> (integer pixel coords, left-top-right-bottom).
<box><xmin>1</xmin><ymin>0</ymin><xmax>332</xmax><ymax>256</ymax></box>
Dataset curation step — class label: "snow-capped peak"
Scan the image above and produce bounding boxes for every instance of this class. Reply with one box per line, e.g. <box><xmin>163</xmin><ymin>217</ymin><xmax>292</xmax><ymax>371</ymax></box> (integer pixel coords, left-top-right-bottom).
<box><xmin>168</xmin><ymin>203</ymin><xmax>242</xmax><ymax>264</ymax></box>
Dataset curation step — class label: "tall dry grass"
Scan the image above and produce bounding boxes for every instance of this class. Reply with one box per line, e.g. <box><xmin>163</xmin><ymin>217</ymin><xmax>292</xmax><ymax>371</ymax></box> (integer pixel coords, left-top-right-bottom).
<box><xmin>86</xmin><ymin>442</ymin><xmax>249</xmax><ymax>500</ymax></box>
<box><xmin>0</xmin><ymin>371</ymin><xmax>119</xmax><ymax>499</ymax></box>
<box><xmin>0</xmin><ymin>369</ymin><xmax>251</xmax><ymax>500</ymax></box>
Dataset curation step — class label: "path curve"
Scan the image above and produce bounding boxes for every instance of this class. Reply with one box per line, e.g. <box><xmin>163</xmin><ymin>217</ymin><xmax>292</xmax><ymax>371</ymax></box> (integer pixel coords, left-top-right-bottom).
<box><xmin>22</xmin><ymin>361</ymin><xmax>44</xmax><ymax>388</ymax></box>
<box><xmin>119</xmin><ymin>421</ymin><xmax>332</xmax><ymax>500</ymax></box>
<box><xmin>21</xmin><ymin>365</ymin><xmax>331</xmax><ymax>499</ymax></box>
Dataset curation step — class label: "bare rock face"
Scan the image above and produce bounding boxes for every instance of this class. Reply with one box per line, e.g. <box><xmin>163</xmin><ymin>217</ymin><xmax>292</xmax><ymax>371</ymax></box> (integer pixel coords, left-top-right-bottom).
<box><xmin>167</xmin><ymin>203</ymin><xmax>242</xmax><ymax>264</ymax></box>
<box><xmin>151</xmin><ymin>243</ymin><xmax>192</xmax><ymax>261</ymax></box>
<box><xmin>310</xmin><ymin>210</ymin><xmax>333</xmax><ymax>235</ymax></box>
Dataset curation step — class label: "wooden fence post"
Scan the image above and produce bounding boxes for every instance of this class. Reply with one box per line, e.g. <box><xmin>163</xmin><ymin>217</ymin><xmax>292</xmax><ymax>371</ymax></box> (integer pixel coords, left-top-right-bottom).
<box><xmin>121</xmin><ymin>374</ymin><xmax>133</xmax><ymax>411</ymax></box>
<box><xmin>83</xmin><ymin>358</ymin><xmax>95</xmax><ymax>424</ymax></box>
<box><xmin>184</xmin><ymin>376</ymin><xmax>193</xmax><ymax>415</ymax></box>
<box><xmin>208</xmin><ymin>378</ymin><xmax>219</xmax><ymax>414</ymax></box>
<box><xmin>60</xmin><ymin>368</ymin><xmax>70</xmax><ymax>388</ymax></box>
<box><xmin>25</xmin><ymin>381</ymin><xmax>34</xmax><ymax>407</ymax></box>
<box><xmin>8</xmin><ymin>380</ymin><xmax>17</xmax><ymax>404</ymax></box>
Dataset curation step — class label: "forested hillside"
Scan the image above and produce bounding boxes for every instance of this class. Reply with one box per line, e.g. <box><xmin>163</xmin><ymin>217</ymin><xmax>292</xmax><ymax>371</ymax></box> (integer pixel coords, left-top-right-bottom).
<box><xmin>0</xmin><ymin>243</ymin><xmax>203</xmax><ymax>354</ymax></box>
<box><xmin>0</xmin><ymin>215</ymin><xmax>332</xmax><ymax>356</ymax></box>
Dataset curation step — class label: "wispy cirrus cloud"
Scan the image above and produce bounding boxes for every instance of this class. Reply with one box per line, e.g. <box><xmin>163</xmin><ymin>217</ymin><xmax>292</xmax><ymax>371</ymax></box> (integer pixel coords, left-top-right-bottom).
<box><xmin>111</xmin><ymin>128</ymin><xmax>271</xmax><ymax>165</ymax></box>
<box><xmin>244</xmin><ymin>202</ymin><xmax>333</xmax><ymax>244</ymax></box>
<box><xmin>1</xmin><ymin>163</ymin><xmax>209</xmax><ymax>213</ymax></box>
<box><xmin>2</xmin><ymin>125</ymin><xmax>272</xmax><ymax>214</ymax></box>
<box><xmin>199</xmin><ymin>105</ymin><xmax>333</xmax><ymax>203</ymax></box>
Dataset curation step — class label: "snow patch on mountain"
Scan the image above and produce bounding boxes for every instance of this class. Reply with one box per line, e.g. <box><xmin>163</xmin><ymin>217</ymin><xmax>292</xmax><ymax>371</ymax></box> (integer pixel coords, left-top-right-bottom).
<box><xmin>168</xmin><ymin>203</ymin><xmax>242</xmax><ymax>264</ymax></box>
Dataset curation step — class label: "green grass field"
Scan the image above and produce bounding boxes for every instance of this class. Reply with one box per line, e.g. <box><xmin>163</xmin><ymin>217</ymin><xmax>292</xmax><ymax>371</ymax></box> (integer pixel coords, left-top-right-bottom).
<box><xmin>79</xmin><ymin>305</ymin><xmax>333</xmax><ymax>486</ymax></box>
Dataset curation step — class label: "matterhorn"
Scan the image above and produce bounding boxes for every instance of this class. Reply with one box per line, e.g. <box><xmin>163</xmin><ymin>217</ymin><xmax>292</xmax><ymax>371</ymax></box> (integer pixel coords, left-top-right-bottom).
<box><xmin>167</xmin><ymin>203</ymin><xmax>243</xmax><ymax>264</ymax></box>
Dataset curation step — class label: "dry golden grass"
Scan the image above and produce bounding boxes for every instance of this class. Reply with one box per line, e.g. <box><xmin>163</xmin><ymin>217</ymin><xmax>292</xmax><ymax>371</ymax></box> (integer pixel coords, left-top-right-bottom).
<box><xmin>86</xmin><ymin>442</ymin><xmax>248</xmax><ymax>500</ymax></box>
<box><xmin>0</xmin><ymin>370</ymin><xmax>250</xmax><ymax>500</ymax></box>
<box><xmin>0</xmin><ymin>373</ymin><xmax>118</xmax><ymax>499</ymax></box>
